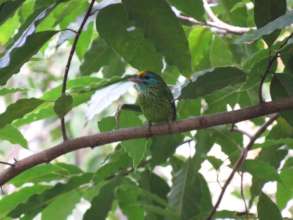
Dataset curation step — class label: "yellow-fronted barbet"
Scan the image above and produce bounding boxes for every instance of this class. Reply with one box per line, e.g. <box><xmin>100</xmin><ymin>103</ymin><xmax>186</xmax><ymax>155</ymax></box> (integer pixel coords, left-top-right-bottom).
<box><xmin>128</xmin><ymin>71</ymin><xmax>176</xmax><ymax>124</ymax></box>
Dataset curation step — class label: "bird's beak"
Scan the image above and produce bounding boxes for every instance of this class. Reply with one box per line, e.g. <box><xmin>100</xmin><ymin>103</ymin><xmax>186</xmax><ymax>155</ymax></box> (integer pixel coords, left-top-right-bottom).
<box><xmin>128</xmin><ymin>76</ymin><xmax>143</xmax><ymax>83</ymax></box>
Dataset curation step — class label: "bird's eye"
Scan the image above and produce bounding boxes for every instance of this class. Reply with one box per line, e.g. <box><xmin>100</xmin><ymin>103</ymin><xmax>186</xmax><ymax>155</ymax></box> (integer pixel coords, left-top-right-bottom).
<box><xmin>144</xmin><ymin>75</ymin><xmax>150</xmax><ymax>79</ymax></box>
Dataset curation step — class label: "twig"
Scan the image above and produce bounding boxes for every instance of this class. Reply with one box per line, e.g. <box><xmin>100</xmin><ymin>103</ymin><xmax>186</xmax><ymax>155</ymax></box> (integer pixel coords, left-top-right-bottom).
<box><xmin>258</xmin><ymin>33</ymin><xmax>293</xmax><ymax>103</ymax></box>
<box><xmin>0</xmin><ymin>161</ymin><xmax>14</xmax><ymax>166</ymax></box>
<box><xmin>240</xmin><ymin>171</ymin><xmax>249</xmax><ymax>215</ymax></box>
<box><xmin>59</xmin><ymin>0</ymin><xmax>96</xmax><ymax>141</ymax></box>
<box><xmin>178</xmin><ymin>15</ymin><xmax>250</xmax><ymax>35</ymax></box>
<box><xmin>0</xmin><ymin>98</ymin><xmax>291</xmax><ymax>186</ymax></box>
<box><xmin>206</xmin><ymin>114</ymin><xmax>278</xmax><ymax>220</ymax></box>
<box><xmin>202</xmin><ymin>0</ymin><xmax>251</xmax><ymax>34</ymax></box>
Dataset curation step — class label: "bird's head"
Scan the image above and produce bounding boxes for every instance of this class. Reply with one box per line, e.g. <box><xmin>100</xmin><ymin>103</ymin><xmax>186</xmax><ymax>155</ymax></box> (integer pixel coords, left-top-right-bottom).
<box><xmin>128</xmin><ymin>71</ymin><xmax>164</xmax><ymax>92</ymax></box>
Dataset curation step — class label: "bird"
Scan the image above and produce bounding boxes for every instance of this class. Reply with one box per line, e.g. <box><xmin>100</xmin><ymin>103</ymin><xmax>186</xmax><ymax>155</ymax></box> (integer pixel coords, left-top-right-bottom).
<box><xmin>128</xmin><ymin>71</ymin><xmax>176</xmax><ymax>124</ymax></box>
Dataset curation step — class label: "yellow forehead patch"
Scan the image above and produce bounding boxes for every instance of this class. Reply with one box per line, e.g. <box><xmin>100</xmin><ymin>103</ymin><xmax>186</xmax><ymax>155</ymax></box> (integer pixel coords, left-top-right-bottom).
<box><xmin>138</xmin><ymin>71</ymin><xmax>146</xmax><ymax>78</ymax></box>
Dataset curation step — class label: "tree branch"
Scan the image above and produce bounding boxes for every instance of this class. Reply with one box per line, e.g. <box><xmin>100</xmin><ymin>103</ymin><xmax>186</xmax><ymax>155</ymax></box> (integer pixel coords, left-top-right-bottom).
<box><xmin>258</xmin><ymin>33</ymin><xmax>293</xmax><ymax>103</ymax></box>
<box><xmin>0</xmin><ymin>98</ymin><xmax>292</xmax><ymax>186</ymax></box>
<box><xmin>60</xmin><ymin>0</ymin><xmax>96</xmax><ymax>141</ymax></box>
<box><xmin>202</xmin><ymin>0</ymin><xmax>251</xmax><ymax>34</ymax></box>
<box><xmin>206</xmin><ymin>114</ymin><xmax>279</xmax><ymax>220</ymax></box>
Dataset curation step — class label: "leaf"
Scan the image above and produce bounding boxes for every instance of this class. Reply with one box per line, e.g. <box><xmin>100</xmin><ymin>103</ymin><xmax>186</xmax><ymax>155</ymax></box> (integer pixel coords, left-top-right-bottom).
<box><xmin>257</xmin><ymin>192</ymin><xmax>282</xmax><ymax>220</ymax></box>
<box><xmin>168</xmin><ymin>0</ymin><xmax>204</xmax><ymax>21</ymax></box>
<box><xmin>53</xmin><ymin>94</ymin><xmax>73</xmax><ymax>118</ymax></box>
<box><xmin>0</xmin><ymin>125</ymin><xmax>27</xmax><ymax>148</ymax></box>
<box><xmin>80</xmin><ymin>37</ymin><xmax>124</xmax><ymax>76</ymax></box>
<box><xmin>0</xmin><ymin>98</ymin><xmax>44</xmax><ymax>129</ymax></box>
<box><xmin>98</xmin><ymin>116</ymin><xmax>116</xmax><ymax>132</ymax></box>
<box><xmin>8</xmin><ymin>173</ymin><xmax>92</xmax><ymax>218</ymax></box>
<box><xmin>122</xmin><ymin>0</ymin><xmax>191</xmax><ymax>75</ymax></box>
<box><xmin>270</xmin><ymin>73</ymin><xmax>293</xmax><ymax>126</ymax></box>
<box><xmin>180</xmin><ymin>67</ymin><xmax>246</xmax><ymax>99</ymax></box>
<box><xmin>209</xmin><ymin>35</ymin><xmax>235</xmax><ymax>67</ymax></box>
<box><xmin>0</xmin><ymin>185</ymin><xmax>49</xmax><ymax>219</ymax></box>
<box><xmin>168</xmin><ymin>159</ymin><xmax>212</xmax><ymax>219</ymax></box>
<box><xmin>150</xmin><ymin>134</ymin><xmax>183</xmax><ymax>165</ymax></box>
<box><xmin>96</xmin><ymin>4</ymin><xmax>162</xmax><ymax>73</ymax></box>
<box><xmin>0</xmin><ymin>31</ymin><xmax>57</xmax><ymax>85</ymax></box>
<box><xmin>122</xmin><ymin>138</ymin><xmax>148</xmax><ymax>168</ymax></box>
<box><xmin>254</xmin><ymin>138</ymin><xmax>293</xmax><ymax>149</ymax></box>
<box><xmin>0</xmin><ymin>87</ymin><xmax>26</xmax><ymax>96</ymax></box>
<box><xmin>254</xmin><ymin>0</ymin><xmax>286</xmax><ymax>45</ymax></box>
<box><xmin>10</xmin><ymin>163</ymin><xmax>81</xmax><ymax>187</ymax></box>
<box><xmin>93</xmin><ymin>149</ymin><xmax>131</xmax><ymax>184</ymax></box>
<box><xmin>139</xmin><ymin>171</ymin><xmax>170</xmax><ymax>201</ymax></box>
<box><xmin>116</xmin><ymin>184</ymin><xmax>144</xmax><ymax>220</ymax></box>
<box><xmin>188</xmin><ymin>27</ymin><xmax>212</xmax><ymax>71</ymax></box>
<box><xmin>206</xmin><ymin>156</ymin><xmax>223</xmax><ymax>170</ymax></box>
<box><xmin>41</xmin><ymin>191</ymin><xmax>81</xmax><ymax>220</ymax></box>
<box><xmin>86</xmin><ymin>81</ymin><xmax>134</xmax><ymax>120</ymax></box>
<box><xmin>83</xmin><ymin>177</ymin><xmax>122</xmax><ymax>220</ymax></box>
<box><xmin>276</xmin><ymin>167</ymin><xmax>293</xmax><ymax>209</ymax></box>
<box><xmin>0</xmin><ymin>0</ymin><xmax>24</xmax><ymax>25</ymax></box>
<box><xmin>236</xmin><ymin>11</ymin><xmax>293</xmax><ymax>44</ymax></box>
<box><xmin>243</xmin><ymin>159</ymin><xmax>280</xmax><ymax>182</ymax></box>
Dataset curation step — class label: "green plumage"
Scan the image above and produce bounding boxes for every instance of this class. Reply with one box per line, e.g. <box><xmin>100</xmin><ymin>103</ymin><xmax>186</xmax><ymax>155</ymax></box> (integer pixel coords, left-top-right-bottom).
<box><xmin>129</xmin><ymin>71</ymin><xmax>176</xmax><ymax>123</ymax></box>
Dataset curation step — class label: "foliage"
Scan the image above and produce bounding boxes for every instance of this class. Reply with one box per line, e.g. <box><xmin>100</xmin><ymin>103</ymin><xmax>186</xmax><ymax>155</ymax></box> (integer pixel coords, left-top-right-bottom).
<box><xmin>0</xmin><ymin>0</ymin><xmax>292</xmax><ymax>219</ymax></box>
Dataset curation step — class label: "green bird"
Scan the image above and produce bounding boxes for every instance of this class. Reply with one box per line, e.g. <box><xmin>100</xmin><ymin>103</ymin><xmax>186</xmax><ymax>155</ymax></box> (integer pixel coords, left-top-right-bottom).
<box><xmin>128</xmin><ymin>71</ymin><xmax>176</xmax><ymax>124</ymax></box>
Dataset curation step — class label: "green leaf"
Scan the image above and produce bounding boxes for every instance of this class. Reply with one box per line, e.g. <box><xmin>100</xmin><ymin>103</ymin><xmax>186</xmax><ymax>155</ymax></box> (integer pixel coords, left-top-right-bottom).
<box><xmin>116</xmin><ymin>184</ymin><xmax>144</xmax><ymax>220</ymax></box>
<box><xmin>254</xmin><ymin>0</ymin><xmax>286</xmax><ymax>45</ymax></box>
<box><xmin>10</xmin><ymin>163</ymin><xmax>81</xmax><ymax>187</ymax></box>
<box><xmin>83</xmin><ymin>177</ymin><xmax>122</xmax><ymax>220</ymax></box>
<box><xmin>140</xmin><ymin>171</ymin><xmax>170</xmax><ymax>201</ymax></box>
<box><xmin>276</xmin><ymin>167</ymin><xmax>293</xmax><ymax>209</ymax></box>
<box><xmin>257</xmin><ymin>192</ymin><xmax>282</xmax><ymax>220</ymax></box>
<box><xmin>168</xmin><ymin>159</ymin><xmax>212</xmax><ymax>219</ymax></box>
<box><xmin>122</xmin><ymin>0</ymin><xmax>191</xmax><ymax>75</ymax></box>
<box><xmin>150</xmin><ymin>134</ymin><xmax>183</xmax><ymax>165</ymax></box>
<box><xmin>0</xmin><ymin>125</ymin><xmax>27</xmax><ymax>148</ymax></box>
<box><xmin>236</xmin><ymin>11</ymin><xmax>293</xmax><ymax>44</ymax></box>
<box><xmin>122</xmin><ymin>138</ymin><xmax>148</xmax><ymax>168</ymax></box>
<box><xmin>209</xmin><ymin>35</ymin><xmax>235</xmax><ymax>67</ymax></box>
<box><xmin>93</xmin><ymin>149</ymin><xmax>131</xmax><ymax>184</ymax></box>
<box><xmin>80</xmin><ymin>37</ymin><xmax>124</xmax><ymax>76</ymax></box>
<box><xmin>0</xmin><ymin>31</ymin><xmax>57</xmax><ymax>85</ymax></box>
<box><xmin>0</xmin><ymin>87</ymin><xmax>26</xmax><ymax>96</ymax></box>
<box><xmin>96</xmin><ymin>4</ymin><xmax>162</xmax><ymax>73</ymax></box>
<box><xmin>0</xmin><ymin>0</ymin><xmax>24</xmax><ymax>25</ymax></box>
<box><xmin>180</xmin><ymin>67</ymin><xmax>246</xmax><ymax>99</ymax></box>
<box><xmin>98</xmin><ymin>116</ymin><xmax>116</xmax><ymax>132</ymax></box>
<box><xmin>53</xmin><ymin>94</ymin><xmax>73</xmax><ymax>118</ymax></box>
<box><xmin>0</xmin><ymin>98</ymin><xmax>44</xmax><ymax>129</ymax></box>
<box><xmin>243</xmin><ymin>159</ymin><xmax>280</xmax><ymax>182</ymax></box>
<box><xmin>8</xmin><ymin>173</ymin><xmax>92</xmax><ymax>218</ymax></box>
<box><xmin>270</xmin><ymin>73</ymin><xmax>293</xmax><ymax>126</ymax></box>
<box><xmin>254</xmin><ymin>138</ymin><xmax>293</xmax><ymax>149</ymax></box>
<box><xmin>206</xmin><ymin>156</ymin><xmax>223</xmax><ymax>170</ymax></box>
<box><xmin>168</xmin><ymin>0</ymin><xmax>204</xmax><ymax>21</ymax></box>
<box><xmin>188</xmin><ymin>27</ymin><xmax>212</xmax><ymax>71</ymax></box>
<box><xmin>0</xmin><ymin>185</ymin><xmax>49</xmax><ymax>219</ymax></box>
<box><xmin>41</xmin><ymin>191</ymin><xmax>81</xmax><ymax>220</ymax></box>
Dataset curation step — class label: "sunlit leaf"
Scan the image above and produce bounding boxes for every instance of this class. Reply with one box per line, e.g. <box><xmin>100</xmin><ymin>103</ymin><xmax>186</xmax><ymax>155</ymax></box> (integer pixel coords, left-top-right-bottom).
<box><xmin>0</xmin><ymin>125</ymin><xmax>27</xmax><ymax>148</ymax></box>
<box><xmin>257</xmin><ymin>192</ymin><xmax>282</xmax><ymax>220</ymax></box>
<box><xmin>0</xmin><ymin>98</ymin><xmax>44</xmax><ymax>129</ymax></box>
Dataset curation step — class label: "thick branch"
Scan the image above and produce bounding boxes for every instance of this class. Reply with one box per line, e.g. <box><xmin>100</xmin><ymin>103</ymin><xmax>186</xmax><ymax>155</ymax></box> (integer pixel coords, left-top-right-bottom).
<box><xmin>0</xmin><ymin>98</ymin><xmax>293</xmax><ymax>186</ymax></box>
